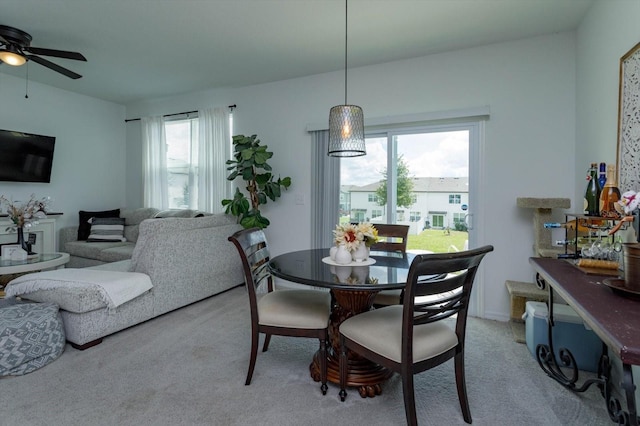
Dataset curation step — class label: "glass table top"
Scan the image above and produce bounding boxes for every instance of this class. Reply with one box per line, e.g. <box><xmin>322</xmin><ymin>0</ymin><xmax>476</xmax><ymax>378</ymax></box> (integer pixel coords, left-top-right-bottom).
<box><xmin>268</xmin><ymin>248</ymin><xmax>416</xmax><ymax>290</ymax></box>
<box><xmin>0</xmin><ymin>253</ymin><xmax>65</xmax><ymax>268</ymax></box>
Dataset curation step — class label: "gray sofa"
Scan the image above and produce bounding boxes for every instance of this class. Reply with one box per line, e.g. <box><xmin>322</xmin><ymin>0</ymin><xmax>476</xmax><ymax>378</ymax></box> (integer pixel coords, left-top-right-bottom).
<box><xmin>59</xmin><ymin>208</ymin><xmax>210</xmax><ymax>268</ymax></box>
<box><xmin>59</xmin><ymin>208</ymin><xmax>160</xmax><ymax>268</ymax></box>
<box><xmin>9</xmin><ymin>214</ymin><xmax>244</xmax><ymax>349</ymax></box>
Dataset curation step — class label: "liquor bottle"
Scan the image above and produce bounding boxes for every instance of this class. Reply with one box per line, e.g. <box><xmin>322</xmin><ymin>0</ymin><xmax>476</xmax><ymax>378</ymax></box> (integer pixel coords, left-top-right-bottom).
<box><xmin>598</xmin><ymin>162</ymin><xmax>607</xmax><ymax>188</ymax></box>
<box><xmin>599</xmin><ymin>164</ymin><xmax>621</xmax><ymax>218</ymax></box>
<box><xmin>584</xmin><ymin>163</ymin><xmax>601</xmax><ymax>216</ymax></box>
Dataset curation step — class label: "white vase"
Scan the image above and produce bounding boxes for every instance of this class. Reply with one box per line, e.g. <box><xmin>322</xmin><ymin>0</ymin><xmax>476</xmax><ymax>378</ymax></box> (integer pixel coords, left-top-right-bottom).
<box><xmin>334</xmin><ymin>245</ymin><xmax>352</xmax><ymax>265</ymax></box>
<box><xmin>329</xmin><ymin>245</ymin><xmax>338</xmax><ymax>261</ymax></box>
<box><xmin>335</xmin><ymin>266</ymin><xmax>352</xmax><ymax>283</ymax></box>
<box><xmin>352</xmin><ymin>243</ymin><xmax>368</xmax><ymax>262</ymax></box>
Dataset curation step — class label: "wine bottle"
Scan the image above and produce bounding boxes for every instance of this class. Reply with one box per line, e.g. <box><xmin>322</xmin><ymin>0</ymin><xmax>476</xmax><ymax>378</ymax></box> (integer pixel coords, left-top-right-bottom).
<box><xmin>599</xmin><ymin>164</ymin><xmax>621</xmax><ymax>218</ymax></box>
<box><xmin>598</xmin><ymin>162</ymin><xmax>607</xmax><ymax>188</ymax></box>
<box><xmin>584</xmin><ymin>163</ymin><xmax>601</xmax><ymax>216</ymax></box>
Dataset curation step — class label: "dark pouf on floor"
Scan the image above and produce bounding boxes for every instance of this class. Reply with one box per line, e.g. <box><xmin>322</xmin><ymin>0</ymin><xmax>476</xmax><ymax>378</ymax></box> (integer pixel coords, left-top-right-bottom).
<box><xmin>0</xmin><ymin>301</ymin><xmax>65</xmax><ymax>376</ymax></box>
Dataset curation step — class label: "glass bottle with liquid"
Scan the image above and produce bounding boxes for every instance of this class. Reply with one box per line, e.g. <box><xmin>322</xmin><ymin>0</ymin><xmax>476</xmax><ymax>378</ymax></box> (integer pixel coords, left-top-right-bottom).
<box><xmin>599</xmin><ymin>164</ymin><xmax>621</xmax><ymax>218</ymax></box>
<box><xmin>583</xmin><ymin>163</ymin><xmax>601</xmax><ymax>216</ymax></box>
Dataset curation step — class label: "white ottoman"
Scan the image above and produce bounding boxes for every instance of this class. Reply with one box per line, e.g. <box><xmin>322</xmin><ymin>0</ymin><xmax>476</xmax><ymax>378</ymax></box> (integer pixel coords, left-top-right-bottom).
<box><xmin>0</xmin><ymin>301</ymin><xmax>65</xmax><ymax>376</ymax></box>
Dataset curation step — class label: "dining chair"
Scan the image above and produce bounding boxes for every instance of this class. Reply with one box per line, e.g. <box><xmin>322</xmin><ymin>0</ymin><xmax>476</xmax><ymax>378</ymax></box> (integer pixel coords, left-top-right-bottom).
<box><xmin>370</xmin><ymin>224</ymin><xmax>410</xmax><ymax>306</ymax></box>
<box><xmin>338</xmin><ymin>245</ymin><xmax>494</xmax><ymax>425</ymax></box>
<box><xmin>228</xmin><ymin>227</ymin><xmax>331</xmax><ymax>394</ymax></box>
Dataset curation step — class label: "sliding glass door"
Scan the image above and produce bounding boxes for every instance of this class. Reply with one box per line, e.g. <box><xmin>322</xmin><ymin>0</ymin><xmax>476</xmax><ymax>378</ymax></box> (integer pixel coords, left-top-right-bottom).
<box><xmin>339</xmin><ymin>123</ymin><xmax>477</xmax><ymax>254</ymax></box>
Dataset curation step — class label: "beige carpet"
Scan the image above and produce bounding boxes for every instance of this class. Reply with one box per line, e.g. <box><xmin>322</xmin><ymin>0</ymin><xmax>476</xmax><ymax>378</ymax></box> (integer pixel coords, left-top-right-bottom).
<box><xmin>1</xmin><ymin>286</ymin><xmax>614</xmax><ymax>425</ymax></box>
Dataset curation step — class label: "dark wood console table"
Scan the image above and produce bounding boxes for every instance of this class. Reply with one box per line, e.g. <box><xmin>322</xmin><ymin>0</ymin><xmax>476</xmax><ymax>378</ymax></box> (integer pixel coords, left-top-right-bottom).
<box><xmin>530</xmin><ymin>257</ymin><xmax>640</xmax><ymax>425</ymax></box>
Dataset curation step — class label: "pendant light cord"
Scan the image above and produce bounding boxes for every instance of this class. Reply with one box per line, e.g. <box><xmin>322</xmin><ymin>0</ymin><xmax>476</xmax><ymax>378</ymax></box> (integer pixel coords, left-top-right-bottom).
<box><xmin>344</xmin><ymin>0</ymin><xmax>348</xmax><ymax>105</ymax></box>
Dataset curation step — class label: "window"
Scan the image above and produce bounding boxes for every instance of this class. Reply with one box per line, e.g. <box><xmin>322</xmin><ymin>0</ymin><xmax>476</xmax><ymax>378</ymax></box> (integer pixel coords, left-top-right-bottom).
<box><xmin>368</xmin><ymin>194</ymin><xmax>378</xmax><ymax>203</ymax></box>
<box><xmin>432</xmin><ymin>215</ymin><xmax>444</xmax><ymax>228</ymax></box>
<box><xmin>449</xmin><ymin>194</ymin><xmax>461</xmax><ymax>204</ymax></box>
<box><xmin>371</xmin><ymin>209</ymin><xmax>383</xmax><ymax>219</ymax></box>
<box><xmin>165</xmin><ymin>117</ymin><xmax>199</xmax><ymax>209</ymax></box>
<box><xmin>410</xmin><ymin>211</ymin><xmax>421</xmax><ymax>222</ymax></box>
<box><xmin>411</xmin><ymin>195</ymin><xmax>417</xmax><ymax>204</ymax></box>
<box><xmin>396</xmin><ymin>210</ymin><xmax>406</xmax><ymax>222</ymax></box>
<box><xmin>453</xmin><ymin>213</ymin><xmax>465</xmax><ymax>224</ymax></box>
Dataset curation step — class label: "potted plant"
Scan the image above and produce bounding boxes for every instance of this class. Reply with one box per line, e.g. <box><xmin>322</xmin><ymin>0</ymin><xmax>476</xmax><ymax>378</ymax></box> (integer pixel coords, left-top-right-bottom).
<box><xmin>222</xmin><ymin>134</ymin><xmax>291</xmax><ymax>229</ymax></box>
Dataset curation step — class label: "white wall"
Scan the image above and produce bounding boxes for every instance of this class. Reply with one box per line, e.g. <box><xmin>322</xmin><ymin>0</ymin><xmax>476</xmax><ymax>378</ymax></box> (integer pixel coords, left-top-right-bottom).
<box><xmin>576</xmin><ymin>0</ymin><xmax>640</xmax><ymax>202</ymax></box>
<box><xmin>127</xmin><ymin>32</ymin><xmax>578</xmax><ymax>321</ymax></box>
<box><xmin>0</xmin><ymin>73</ymin><xmax>126</xmax><ymax>238</ymax></box>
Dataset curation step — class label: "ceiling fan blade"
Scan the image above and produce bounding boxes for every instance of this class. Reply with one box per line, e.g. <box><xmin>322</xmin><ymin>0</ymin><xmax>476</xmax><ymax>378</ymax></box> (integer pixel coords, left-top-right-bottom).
<box><xmin>25</xmin><ymin>47</ymin><xmax>86</xmax><ymax>61</ymax></box>
<box><xmin>27</xmin><ymin>55</ymin><xmax>82</xmax><ymax>79</ymax></box>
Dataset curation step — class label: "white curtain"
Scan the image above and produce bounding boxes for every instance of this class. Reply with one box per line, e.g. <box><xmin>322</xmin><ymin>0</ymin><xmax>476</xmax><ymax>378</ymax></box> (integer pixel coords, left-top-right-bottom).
<box><xmin>310</xmin><ymin>130</ymin><xmax>341</xmax><ymax>249</ymax></box>
<box><xmin>142</xmin><ymin>116</ymin><xmax>169</xmax><ymax>209</ymax></box>
<box><xmin>197</xmin><ymin>107</ymin><xmax>231</xmax><ymax>213</ymax></box>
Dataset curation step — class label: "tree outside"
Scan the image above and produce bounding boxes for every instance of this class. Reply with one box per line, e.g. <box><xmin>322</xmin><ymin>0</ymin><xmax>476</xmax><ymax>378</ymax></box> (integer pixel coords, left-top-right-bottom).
<box><xmin>375</xmin><ymin>155</ymin><xmax>415</xmax><ymax>208</ymax></box>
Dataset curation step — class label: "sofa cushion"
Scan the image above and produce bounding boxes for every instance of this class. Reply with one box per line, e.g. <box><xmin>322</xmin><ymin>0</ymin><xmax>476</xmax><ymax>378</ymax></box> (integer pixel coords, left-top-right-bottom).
<box><xmin>16</xmin><ymin>286</ymin><xmax>109</xmax><ymax>313</ymax></box>
<box><xmin>65</xmin><ymin>240</ymin><xmax>131</xmax><ymax>260</ymax></box>
<box><xmin>97</xmin><ymin>245</ymin><xmax>136</xmax><ymax>263</ymax></box>
<box><xmin>121</xmin><ymin>208</ymin><xmax>160</xmax><ymax>243</ymax></box>
<box><xmin>77</xmin><ymin>209</ymin><xmax>120</xmax><ymax>241</ymax></box>
<box><xmin>153</xmin><ymin>209</ymin><xmax>208</xmax><ymax>218</ymax></box>
<box><xmin>87</xmin><ymin>217</ymin><xmax>126</xmax><ymax>242</ymax></box>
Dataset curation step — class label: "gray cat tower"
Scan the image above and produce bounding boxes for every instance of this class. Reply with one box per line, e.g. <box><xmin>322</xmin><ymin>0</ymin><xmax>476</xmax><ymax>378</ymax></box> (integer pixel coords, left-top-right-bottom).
<box><xmin>507</xmin><ymin>197</ymin><xmax>571</xmax><ymax>342</ymax></box>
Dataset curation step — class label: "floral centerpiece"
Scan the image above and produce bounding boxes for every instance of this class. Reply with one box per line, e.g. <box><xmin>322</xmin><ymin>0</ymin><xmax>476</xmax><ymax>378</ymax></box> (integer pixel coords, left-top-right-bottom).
<box><xmin>331</xmin><ymin>222</ymin><xmax>379</xmax><ymax>264</ymax></box>
<box><xmin>0</xmin><ymin>194</ymin><xmax>51</xmax><ymax>253</ymax></box>
<box><xmin>0</xmin><ymin>194</ymin><xmax>50</xmax><ymax>231</ymax></box>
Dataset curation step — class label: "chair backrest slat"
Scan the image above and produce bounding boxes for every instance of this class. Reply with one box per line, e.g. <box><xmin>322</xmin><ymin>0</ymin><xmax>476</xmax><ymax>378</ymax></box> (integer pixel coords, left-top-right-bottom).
<box><xmin>401</xmin><ymin>245</ymin><xmax>494</xmax><ymax>362</ymax></box>
<box><xmin>368</xmin><ymin>224</ymin><xmax>410</xmax><ymax>253</ymax></box>
<box><xmin>228</xmin><ymin>228</ymin><xmax>274</xmax><ymax>322</ymax></box>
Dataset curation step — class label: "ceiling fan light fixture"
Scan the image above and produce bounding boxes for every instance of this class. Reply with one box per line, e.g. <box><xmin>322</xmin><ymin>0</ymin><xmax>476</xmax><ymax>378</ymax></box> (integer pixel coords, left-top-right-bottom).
<box><xmin>328</xmin><ymin>0</ymin><xmax>365</xmax><ymax>157</ymax></box>
<box><xmin>0</xmin><ymin>46</ymin><xmax>26</xmax><ymax>66</ymax></box>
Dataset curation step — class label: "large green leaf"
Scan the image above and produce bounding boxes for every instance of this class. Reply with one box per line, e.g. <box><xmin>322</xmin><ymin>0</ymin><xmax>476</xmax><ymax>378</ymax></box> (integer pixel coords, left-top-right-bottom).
<box><xmin>255</xmin><ymin>173</ymin><xmax>271</xmax><ymax>185</ymax></box>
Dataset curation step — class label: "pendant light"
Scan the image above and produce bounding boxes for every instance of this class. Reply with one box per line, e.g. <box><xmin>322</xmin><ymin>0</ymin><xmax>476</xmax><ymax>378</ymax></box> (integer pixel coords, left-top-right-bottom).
<box><xmin>328</xmin><ymin>0</ymin><xmax>365</xmax><ymax>157</ymax></box>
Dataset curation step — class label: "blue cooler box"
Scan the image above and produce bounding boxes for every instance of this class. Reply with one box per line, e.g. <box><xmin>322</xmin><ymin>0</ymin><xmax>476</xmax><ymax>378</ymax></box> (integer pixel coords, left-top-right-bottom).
<box><xmin>523</xmin><ymin>301</ymin><xmax>603</xmax><ymax>372</ymax></box>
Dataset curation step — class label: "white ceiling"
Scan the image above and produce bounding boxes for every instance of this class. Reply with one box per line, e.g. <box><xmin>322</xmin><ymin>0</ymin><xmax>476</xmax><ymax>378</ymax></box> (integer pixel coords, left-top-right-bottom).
<box><xmin>1</xmin><ymin>0</ymin><xmax>594</xmax><ymax>105</ymax></box>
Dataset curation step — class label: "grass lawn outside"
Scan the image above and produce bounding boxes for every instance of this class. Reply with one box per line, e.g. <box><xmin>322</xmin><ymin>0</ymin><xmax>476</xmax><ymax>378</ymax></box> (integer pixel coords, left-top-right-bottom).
<box><xmin>406</xmin><ymin>229</ymin><xmax>468</xmax><ymax>253</ymax></box>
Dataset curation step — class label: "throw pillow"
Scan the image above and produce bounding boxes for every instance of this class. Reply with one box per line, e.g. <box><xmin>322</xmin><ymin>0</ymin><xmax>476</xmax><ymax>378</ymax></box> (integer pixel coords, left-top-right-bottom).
<box><xmin>77</xmin><ymin>209</ymin><xmax>120</xmax><ymax>240</ymax></box>
<box><xmin>87</xmin><ymin>217</ymin><xmax>127</xmax><ymax>242</ymax></box>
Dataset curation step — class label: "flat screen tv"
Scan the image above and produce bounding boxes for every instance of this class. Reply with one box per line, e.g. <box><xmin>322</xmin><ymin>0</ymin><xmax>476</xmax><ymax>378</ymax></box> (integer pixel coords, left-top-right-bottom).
<box><xmin>0</xmin><ymin>129</ymin><xmax>56</xmax><ymax>183</ymax></box>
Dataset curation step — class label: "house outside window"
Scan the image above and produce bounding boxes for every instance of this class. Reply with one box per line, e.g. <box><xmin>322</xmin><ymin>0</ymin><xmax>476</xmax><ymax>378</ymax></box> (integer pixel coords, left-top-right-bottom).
<box><xmin>368</xmin><ymin>194</ymin><xmax>378</xmax><ymax>203</ymax></box>
<box><xmin>449</xmin><ymin>194</ymin><xmax>461</xmax><ymax>204</ymax></box>
<box><xmin>410</xmin><ymin>211</ymin><xmax>421</xmax><ymax>222</ymax></box>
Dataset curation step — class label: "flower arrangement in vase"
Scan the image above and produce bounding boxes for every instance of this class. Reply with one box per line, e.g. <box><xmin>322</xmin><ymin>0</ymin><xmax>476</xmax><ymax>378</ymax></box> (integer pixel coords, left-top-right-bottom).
<box><xmin>331</xmin><ymin>223</ymin><xmax>379</xmax><ymax>264</ymax></box>
<box><xmin>0</xmin><ymin>194</ymin><xmax>51</xmax><ymax>253</ymax></box>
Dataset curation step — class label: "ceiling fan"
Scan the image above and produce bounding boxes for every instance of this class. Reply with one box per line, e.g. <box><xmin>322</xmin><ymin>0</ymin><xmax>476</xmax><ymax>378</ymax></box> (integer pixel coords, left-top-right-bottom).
<box><xmin>0</xmin><ymin>24</ymin><xmax>86</xmax><ymax>79</ymax></box>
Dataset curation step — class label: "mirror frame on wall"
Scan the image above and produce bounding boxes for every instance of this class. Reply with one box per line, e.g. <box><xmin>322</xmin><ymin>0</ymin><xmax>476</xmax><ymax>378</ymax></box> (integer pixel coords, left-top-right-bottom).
<box><xmin>617</xmin><ymin>41</ymin><xmax>640</xmax><ymax>193</ymax></box>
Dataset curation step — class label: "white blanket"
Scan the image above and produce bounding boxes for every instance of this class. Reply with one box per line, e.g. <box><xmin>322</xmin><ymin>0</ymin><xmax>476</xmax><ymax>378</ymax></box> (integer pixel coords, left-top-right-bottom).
<box><xmin>5</xmin><ymin>269</ymin><xmax>153</xmax><ymax>309</ymax></box>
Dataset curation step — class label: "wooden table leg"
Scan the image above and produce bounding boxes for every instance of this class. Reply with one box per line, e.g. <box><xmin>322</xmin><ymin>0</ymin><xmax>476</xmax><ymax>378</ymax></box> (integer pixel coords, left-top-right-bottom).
<box><xmin>310</xmin><ymin>288</ymin><xmax>392</xmax><ymax>398</ymax></box>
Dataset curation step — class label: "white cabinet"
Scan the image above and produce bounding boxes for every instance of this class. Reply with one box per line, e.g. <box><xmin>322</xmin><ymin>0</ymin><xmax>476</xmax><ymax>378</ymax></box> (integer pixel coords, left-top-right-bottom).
<box><xmin>0</xmin><ymin>217</ymin><xmax>58</xmax><ymax>253</ymax></box>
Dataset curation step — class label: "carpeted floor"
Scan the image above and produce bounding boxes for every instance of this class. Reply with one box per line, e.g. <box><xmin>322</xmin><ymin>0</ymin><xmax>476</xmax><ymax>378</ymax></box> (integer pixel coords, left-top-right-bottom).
<box><xmin>1</xmin><ymin>286</ymin><xmax>614</xmax><ymax>425</ymax></box>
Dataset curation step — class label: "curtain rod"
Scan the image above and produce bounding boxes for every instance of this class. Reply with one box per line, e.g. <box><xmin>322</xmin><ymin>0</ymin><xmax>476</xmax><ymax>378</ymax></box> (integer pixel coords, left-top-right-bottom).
<box><xmin>124</xmin><ymin>104</ymin><xmax>236</xmax><ymax>123</ymax></box>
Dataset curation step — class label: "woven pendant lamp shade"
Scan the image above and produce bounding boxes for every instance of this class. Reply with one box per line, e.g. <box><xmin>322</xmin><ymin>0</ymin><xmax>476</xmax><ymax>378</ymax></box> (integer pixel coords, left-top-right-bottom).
<box><xmin>328</xmin><ymin>105</ymin><xmax>365</xmax><ymax>157</ymax></box>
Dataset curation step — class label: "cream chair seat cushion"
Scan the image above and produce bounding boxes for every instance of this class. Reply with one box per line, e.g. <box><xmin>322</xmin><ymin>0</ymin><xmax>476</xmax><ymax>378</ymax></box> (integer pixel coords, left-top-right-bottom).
<box><xmin>258</xmin><ymin>290</ymin><xmax>330</xmax><ymax>329</ymax></box>
<box><xmin>339</xmin><ymin>305</ymin><xmax>458</xmax><ymax>363</ymax></box>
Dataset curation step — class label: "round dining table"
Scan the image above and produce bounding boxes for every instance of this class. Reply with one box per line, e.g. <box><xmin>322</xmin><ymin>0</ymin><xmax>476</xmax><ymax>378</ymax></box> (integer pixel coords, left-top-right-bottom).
<box><xmin>268</xmin><ymin>248</ymin><xmax>416</xmax><ymax>398</ymax></box>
